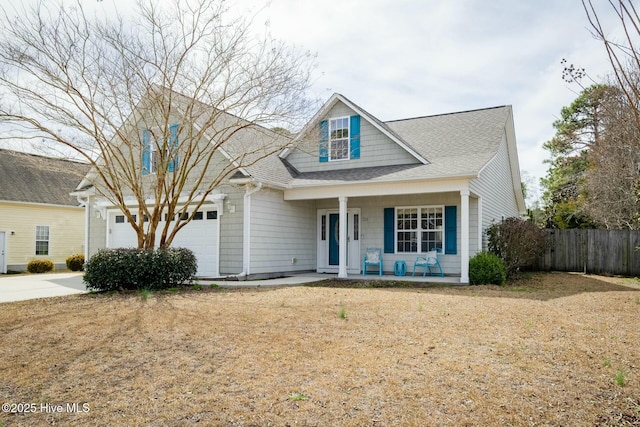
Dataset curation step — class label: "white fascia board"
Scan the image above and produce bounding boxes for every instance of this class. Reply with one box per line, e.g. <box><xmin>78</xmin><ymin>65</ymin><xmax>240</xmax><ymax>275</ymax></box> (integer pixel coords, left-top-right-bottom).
<box><xmin>96</xmin><ymin>193</ymin><xmax>226</xmax><ymax>209</ymax></box>
<box><xmin>288</xmin><ymin>93</ymin><xmax>341</xmax><ymax>147</ymax></box>
<box><xmin>283</xmin><ymin>177</ymin><xmax>471</xmax><ymax>200</ymax></box>
<box><xmin>70</xmin><ymin>186</ymin><xmax>96</xmax><ymax>198</ymax></box>
<box><xmin>209</xmin><ymin>144</ymin><xmax>250</xmax><ymax>178</ymax></box>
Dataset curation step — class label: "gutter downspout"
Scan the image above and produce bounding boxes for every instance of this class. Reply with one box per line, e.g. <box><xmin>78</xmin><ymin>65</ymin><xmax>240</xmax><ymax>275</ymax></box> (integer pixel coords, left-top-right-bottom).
<box><xmin>240</xmin><ymin>182</ymin><xmax>263</xmax><ymax>278</ymax></box>
<box><xmin>76</xmin><ymin>195</ymin><xmax>90</xmax><ymax>263</ymax></box>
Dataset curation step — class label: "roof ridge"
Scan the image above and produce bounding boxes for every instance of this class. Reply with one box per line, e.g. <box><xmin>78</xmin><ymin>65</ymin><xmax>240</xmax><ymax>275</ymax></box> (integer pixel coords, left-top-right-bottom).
<box><xmin>0</xmin><ymin>148</ymin><xmax>88</xmax><ymax>165</ymax></box>
<box><xmin>384</xmin><ymin>105</ymin><xmax>509</xmax><ymax>123</ymax></box>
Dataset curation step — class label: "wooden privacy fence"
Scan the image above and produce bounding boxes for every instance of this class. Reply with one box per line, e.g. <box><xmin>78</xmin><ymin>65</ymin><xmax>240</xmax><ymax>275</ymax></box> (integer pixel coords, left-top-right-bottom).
<box><xmin>536</xmin><ymin>229</ymin><xmax>640</xmax><ymax>276</ymax></box>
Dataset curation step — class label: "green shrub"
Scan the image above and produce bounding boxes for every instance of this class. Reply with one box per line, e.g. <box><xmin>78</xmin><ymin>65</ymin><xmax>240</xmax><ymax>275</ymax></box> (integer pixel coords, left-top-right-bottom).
<box><xmin>66</xmin><ymin>253</ymin><xmax>85</xmax><ymax>271</ymax></box>
<box><xmin>27</xmin><ymin>259</ymin><xmax>54</xmax><ymax>274</ymax></box>
<box><xmin>487</xmin><ymin>217</ymin><xmax>547</xmax><ymax>278</ymax></box>
<box><xmin>83</xmin><ymin>247</ymin><xmax>197</xmax><ymax>292</ymax></box>
<box><xmin>469</xmin><ymin>252</ymin><xmax>506</xmax><ymax>285</ymax></box>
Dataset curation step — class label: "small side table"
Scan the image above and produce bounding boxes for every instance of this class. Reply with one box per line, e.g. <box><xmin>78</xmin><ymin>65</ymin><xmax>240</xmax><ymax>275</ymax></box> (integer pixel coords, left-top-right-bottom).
<box><xmin>394</xmin><ymin>260</ymin><xmax>407</xmax><ymax>276</ymax></box>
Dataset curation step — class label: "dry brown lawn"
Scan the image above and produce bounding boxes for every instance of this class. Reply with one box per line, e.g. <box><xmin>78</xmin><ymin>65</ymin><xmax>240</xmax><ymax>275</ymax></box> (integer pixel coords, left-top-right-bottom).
<box><xmin>1</xmin><ymin>272</ymin><xmax>639</xmax><ymax>426</ymax></box>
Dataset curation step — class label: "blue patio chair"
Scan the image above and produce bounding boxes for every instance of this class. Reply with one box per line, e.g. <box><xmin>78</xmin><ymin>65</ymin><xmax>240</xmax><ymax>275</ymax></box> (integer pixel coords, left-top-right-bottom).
<box><xmin>362</xmin><ymin>247</ymin><xmax>383</xmax><ymax>276</ymax></box>
<box><xmin>412</xmin><ymin>249</ymin><xmax>444</xmax><ymax>277</ymax></box>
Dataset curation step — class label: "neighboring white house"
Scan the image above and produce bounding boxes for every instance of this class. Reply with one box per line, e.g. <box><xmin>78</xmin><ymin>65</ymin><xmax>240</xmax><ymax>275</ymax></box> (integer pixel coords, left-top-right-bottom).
<box><xmin>75</xmin><ymin>93</ymin><xmax>526</xmax><ymax>283</ymax></box>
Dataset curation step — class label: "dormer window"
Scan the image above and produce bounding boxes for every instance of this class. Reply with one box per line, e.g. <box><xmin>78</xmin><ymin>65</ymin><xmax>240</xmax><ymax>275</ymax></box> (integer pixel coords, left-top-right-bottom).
<box><xmin>329</xmin><ymin>117</ymin><xmax>349</xmax><ymax>161</ymax></box>
<box><xmin>319</xmin><ymin>115</ymin><xmax>360</xmax><ymax>163</ymax></box>
<box><xmin>142</xmin><ymin>124</ymin><xmax>179</xmax><ymax>175</ymax></box>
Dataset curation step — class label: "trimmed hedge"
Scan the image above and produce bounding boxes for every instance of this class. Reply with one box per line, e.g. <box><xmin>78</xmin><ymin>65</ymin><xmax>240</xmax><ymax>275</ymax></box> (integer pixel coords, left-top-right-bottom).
<box><xmin>469</xmin><ymin>252</ymin><xmax>506</xmax><ymax>286</ymax></box>
<box><xmin>66</xmin><ymin>254</ymin><xmax>85</xmax><ymax>271</ymax></box>
<box><xmin>27</xmin><ymin>259</ymin><xmax>54</xmax><ymax>274</ymax></box>
<box><xmin>83</xmin><ymin>247</ymin><xmax>197</xmax><ymax>291</ymax></box>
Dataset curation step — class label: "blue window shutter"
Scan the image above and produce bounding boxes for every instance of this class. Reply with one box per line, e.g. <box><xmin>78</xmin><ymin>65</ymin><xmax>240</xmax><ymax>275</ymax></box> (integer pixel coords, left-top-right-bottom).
<box><xmin>350</xmin><ymin>115</ymin><xmax>360</xmax><ymax>159</ymax></box>
<box><xmin>168</xmin><ymin>124</ymin><xmax>179</xmax><ymax>172</ymax></box>
<box><xmin>141</xmin><ymin>129</ymin><xmax>151</xmax><ymax>175</ymax></box>
<box><xmin>384</xmin><ymin>207</ymin><xmax>395</xmax><ymax>253</ymax></box>
<box><xmin>319</xmin><ymin>120</ymin><xmax>328</xmax><ymax>162</ymax></box>
<box><xmin>445</xmin><ymin>205</ymin><xmax>457</xmax><ymax>255</ymax></box>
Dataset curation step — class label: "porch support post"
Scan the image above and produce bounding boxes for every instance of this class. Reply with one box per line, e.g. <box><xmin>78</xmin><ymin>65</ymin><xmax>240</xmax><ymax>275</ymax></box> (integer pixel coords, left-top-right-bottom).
<box><xmin>477</xmin><ymin>196</ymin><xmax>483</xmax><ymax>252</ymax></box>
<box><xmin>338</xmin><ymin>196</ymin><xmax>348</xmax><ymax>278</ymax></box>
<box><xmin>460</xmin><ymin>189</ymin><xmax>470</xmax><ymax>283</ymax></box>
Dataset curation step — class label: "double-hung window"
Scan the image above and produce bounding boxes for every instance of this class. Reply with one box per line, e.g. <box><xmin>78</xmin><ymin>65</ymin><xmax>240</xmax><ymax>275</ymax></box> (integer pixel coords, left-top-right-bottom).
<box><xmin>150</xmin><ymin>144</ymin><xmax>158</xmax><ymax>174</ymax></box>
<box><xmin>329</xmin><ymin>117</ymin><xmax>349</xmax><ymax>161</ymax></box>
<box><xmin>142</xmin><ymin>124</ymin><xmax>179</xmax><ymax>174</ymax></box>
<box><xmin>396</xmin><ymin>206</ymin><xmax>443</xmax><ymax>253</ymax></box>
<box><xmin>35</xmin><ymin>225</ymin><xmax>49</xmax><ymax>255</ymax></box>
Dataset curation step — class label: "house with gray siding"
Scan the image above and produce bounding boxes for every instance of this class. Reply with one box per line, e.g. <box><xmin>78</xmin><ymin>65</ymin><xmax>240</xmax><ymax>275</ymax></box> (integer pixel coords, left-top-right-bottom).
<box><xmin>76</xmin><ymin>93</ymin><xmax>525</xmax><ymax>283</ymax></box>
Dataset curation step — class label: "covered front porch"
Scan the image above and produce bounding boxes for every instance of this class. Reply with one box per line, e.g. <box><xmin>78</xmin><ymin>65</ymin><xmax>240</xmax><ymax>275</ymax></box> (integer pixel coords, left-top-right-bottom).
<box><xmin>285</xmin><ymin>178</ymin><xmax>482</xmax><ymax>284</ymax></box>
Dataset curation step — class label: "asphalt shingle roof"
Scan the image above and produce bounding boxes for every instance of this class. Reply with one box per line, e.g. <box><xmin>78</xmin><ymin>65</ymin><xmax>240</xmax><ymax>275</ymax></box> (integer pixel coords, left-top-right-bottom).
<box><xmin>111</xmin><ymin>89</ymin><xmax>512</xmax><ymax>190</ymax></box>
<box><xmin>0</xmin><ymin>149</ymin><xmax>89</xmax><ymax>206</ymax></box>
<box><xmin>287</xmin><ymin>105</ymin><xmax>511</xmax><ymax>186</ymax></box>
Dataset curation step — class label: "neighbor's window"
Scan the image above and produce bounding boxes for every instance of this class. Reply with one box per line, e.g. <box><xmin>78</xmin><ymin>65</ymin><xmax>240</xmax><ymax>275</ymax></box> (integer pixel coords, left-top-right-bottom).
<box><xmin>35</xmin><ymin>225</ymin><xmax>50</xmax><ymax>255</ymax></box>
<box><xmin>396</xmin><ymin>206</ymin><xmax>443</xmax><ymax>253</ymax></box>
<box><xmin>329</xmin><ymin>117</ymin><xmax>349</xmax><ymax>161</ymax></box>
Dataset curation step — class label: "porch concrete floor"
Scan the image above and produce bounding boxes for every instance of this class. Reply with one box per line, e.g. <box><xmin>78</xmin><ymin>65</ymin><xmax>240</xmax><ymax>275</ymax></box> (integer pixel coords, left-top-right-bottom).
<box><xmin>205</xmin><ymin>272</ymin><xmax>462</xmax><ymax>287</ymax></box>
<box><xmin>303</xmin><ymin>272</ymin><xmax>462</xmax><ymax>284</ymax></box>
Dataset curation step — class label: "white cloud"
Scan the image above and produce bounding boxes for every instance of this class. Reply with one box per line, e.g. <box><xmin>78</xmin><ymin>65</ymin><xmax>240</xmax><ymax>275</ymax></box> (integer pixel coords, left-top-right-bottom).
<box><xmin>239</xmin><ymin>0</ymin><xmax>624</xmax><ymax>196</ymax></box>
<box><xmin>3</xmin><ymin>0</ymin><xmax>625</xmax><ymax>200</ymax></box>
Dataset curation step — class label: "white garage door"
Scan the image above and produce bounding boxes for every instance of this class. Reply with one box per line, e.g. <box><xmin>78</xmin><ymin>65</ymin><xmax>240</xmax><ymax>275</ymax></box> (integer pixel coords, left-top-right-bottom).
<box><xmin>108</xmin><ymin>208</ymin><xmax>219</xmax><ymax>277</ymax></box>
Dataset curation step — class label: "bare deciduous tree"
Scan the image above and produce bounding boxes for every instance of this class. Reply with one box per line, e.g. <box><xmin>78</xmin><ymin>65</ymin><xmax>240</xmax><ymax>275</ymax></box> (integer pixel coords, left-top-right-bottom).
<box><xmin>0</xmin><ymin>0</ymin><xmax>315</xmax><ymax>248</ymax></box>
<box><xmin>582</xmin><ymin>81</ymin><xmax>640</xmax><ymax>229</ymax></box>
<box><xmin>582</xmin><ymin>0</ymin><xmax>640</xmax><ymax>133</ymax></box>
<box><xmin>553</xmin><ymin>1</ymin><xmax>640</xmax><ymax>229</ymax></box>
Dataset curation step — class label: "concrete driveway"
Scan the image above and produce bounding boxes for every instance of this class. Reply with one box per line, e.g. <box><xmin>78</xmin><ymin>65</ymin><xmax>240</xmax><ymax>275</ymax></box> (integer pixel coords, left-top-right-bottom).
<box><xmin>0</xmin><ymin>272</ymin><xmax>87</xmax><ymax>303</ymax></box>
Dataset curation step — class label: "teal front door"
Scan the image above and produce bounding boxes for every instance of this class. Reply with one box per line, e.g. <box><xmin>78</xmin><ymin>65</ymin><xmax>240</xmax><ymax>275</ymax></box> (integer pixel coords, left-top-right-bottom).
<box><xmin>329</xmin><ymin>213</ymin><xmax>340</xmax><ymax>265</ymax></box>
<box><xmin>318</xmin><ymin>208</ymin><xmax>360</xmax><ymax>274</ymax></box>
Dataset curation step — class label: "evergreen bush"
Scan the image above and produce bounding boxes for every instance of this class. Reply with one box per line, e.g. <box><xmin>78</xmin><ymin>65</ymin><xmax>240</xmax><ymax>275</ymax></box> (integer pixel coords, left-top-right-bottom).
<box><xmin>66</xmin><ymin>253</ymin><xmax>85</xmax><ymax>271</ymax></box>
<box><xmin>469</xmin><ymin>252</ymin><xmax>506</xmax><ymax>286</ymax></box>
<box><xmin>27</xmin><ymin>259</ymin><xmax>54</xmax><ymax>274</ymax></box>
<box><xmin>83</xmin><ymin>247</ymin><xmax>197</xmax><ymax>291</ymax></box>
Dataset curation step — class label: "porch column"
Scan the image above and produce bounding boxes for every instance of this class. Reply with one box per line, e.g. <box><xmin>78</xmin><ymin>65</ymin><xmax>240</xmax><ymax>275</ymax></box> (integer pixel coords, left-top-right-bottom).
<box><xmin>338</xmin><ymin>196</ymin><xmax>348</xmax><ymax>278</ymax></box>
<box><xmin>477</xmin><ymin>196</ymin><xmax>483</xmax><ymax>252</ymax></box>
<box><xmin>460</xmin><ymin>189</ymin><xmax>470</xmax><ymax>283</ymax></box>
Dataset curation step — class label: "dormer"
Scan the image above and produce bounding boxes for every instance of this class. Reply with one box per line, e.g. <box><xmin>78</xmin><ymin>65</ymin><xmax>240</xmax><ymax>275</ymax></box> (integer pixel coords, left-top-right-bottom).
<box><xmin>281</xmin><ymin>93</ymin><xmax>426</xmax><ymax>174</ymax></box>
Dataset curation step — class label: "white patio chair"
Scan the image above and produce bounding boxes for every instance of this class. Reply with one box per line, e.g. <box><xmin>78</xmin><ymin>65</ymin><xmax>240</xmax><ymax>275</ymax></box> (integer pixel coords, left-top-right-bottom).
<box><xmin>362</xmin><ymin>248</ymin><xmax>383</xmax><ymax>276</ymax></box>
<box><xmin>412</xmin><ymin>249</ymin><xmax>444</xmax><ymax>277</ymax></box>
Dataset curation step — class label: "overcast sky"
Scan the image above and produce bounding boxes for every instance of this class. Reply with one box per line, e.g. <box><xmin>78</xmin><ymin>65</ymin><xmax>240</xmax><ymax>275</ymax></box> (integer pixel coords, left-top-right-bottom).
<box><xmin>2</xmin><ymin>1</ymin><xmax>624</xmax><ymax>203</ymax></box>
<box><xmin>234</xmin><ymin>0</ymin><xmax>622</xmax><ymax>202</ymax></box>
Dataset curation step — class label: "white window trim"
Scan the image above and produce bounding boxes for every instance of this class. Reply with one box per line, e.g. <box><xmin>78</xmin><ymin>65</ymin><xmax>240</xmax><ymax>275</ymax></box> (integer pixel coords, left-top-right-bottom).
<box><xmin>395</xmin><ymin>205</ymin><xmax>445</xmax><ymax>254</ymax></box>
<box><xmin>329</xmin><ymin>116</ymin><xmax>350</xmax><ymax>162</ymax></box>
<box><xmin>35</xmin><ymin>225</ymin><xmax>50</xmax><ymax>256</ymax></box>
<box><xmin>145</xmin><ymin>129</ymin><xmax>177</xmax><ymax>174</ymax></box>
<box><xmin>149</xmin><ymin>141</ymin><xmax>158</xmax><ymax>174</ymax></box>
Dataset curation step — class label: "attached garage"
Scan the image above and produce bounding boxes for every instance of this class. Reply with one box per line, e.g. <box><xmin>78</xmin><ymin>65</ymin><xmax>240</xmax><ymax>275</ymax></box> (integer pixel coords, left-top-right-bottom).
<box><xmin>107</xmin><ymin>208</ymin><xmax>219</xmax><ymax>277</ymax></box>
